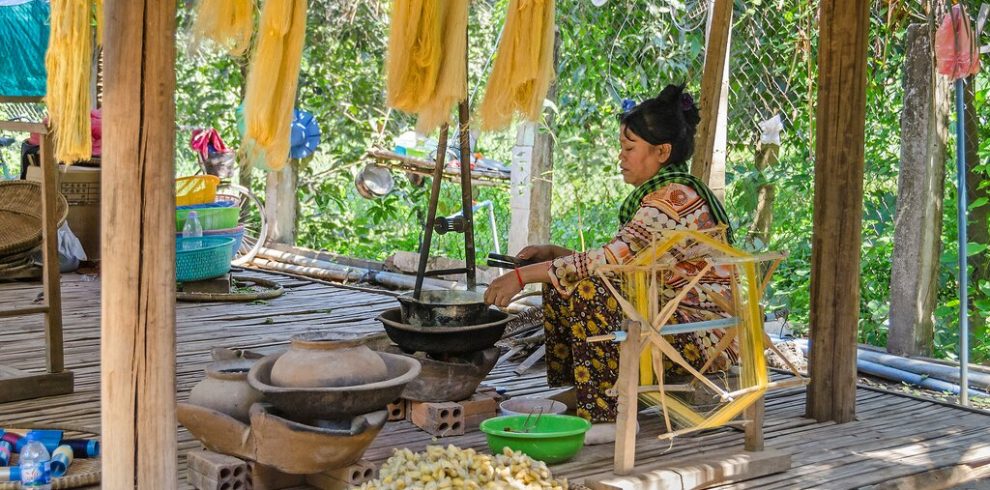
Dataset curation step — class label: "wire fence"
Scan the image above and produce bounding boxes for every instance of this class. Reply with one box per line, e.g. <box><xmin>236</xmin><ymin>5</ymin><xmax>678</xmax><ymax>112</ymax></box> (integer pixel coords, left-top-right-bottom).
<box><xmin>589</xmin><ymin>0</ymin><xmax>942</xmax><ymax>165</ymax></box>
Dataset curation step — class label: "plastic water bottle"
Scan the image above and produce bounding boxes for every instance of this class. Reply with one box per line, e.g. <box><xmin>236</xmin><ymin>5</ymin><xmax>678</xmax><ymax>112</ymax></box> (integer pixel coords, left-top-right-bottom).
<box><xmin>19</xmin><ymin>432</ymin><xmax>52</xmax><ymax>489</ymax></box>
<box><xmin>182</xmin><ymin>211</ymin><xmax>204</xmax><ymax>250</ymax></box>
<box><xmin>182</xmin><ymin>211</ymin><xmax>204</xmax><ymax>238</ymax></box>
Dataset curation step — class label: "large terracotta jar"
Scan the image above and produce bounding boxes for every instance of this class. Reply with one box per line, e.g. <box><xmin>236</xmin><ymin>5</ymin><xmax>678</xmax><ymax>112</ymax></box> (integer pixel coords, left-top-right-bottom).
<box><xmin>270</xmin><ymin>334</ymin><xmax>389</xmax><ymax>388</ymax></box>
<box><xmin>188</xmin><ymin>359</ymin><xmax>263</xmax><ymax>423</ymax></box>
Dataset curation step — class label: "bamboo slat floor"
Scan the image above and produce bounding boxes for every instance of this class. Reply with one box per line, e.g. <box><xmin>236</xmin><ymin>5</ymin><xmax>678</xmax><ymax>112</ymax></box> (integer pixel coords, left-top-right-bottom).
<box><xmin>2</xmin><ymin>271</ymin><xmax>989</xmax><ymax>489</ymax></box>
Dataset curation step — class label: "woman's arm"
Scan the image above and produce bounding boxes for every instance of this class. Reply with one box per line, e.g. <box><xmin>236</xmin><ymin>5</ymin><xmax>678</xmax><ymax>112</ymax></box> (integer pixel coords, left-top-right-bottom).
<box><xmin>483</xmin><ymin>261</ymin><xmax>551</xmax><ymax>307</ymax></box>
<box><xmin>517</xmin><ymin>244</ymin><xmax>575</xmax><ymax>262</ymax></box>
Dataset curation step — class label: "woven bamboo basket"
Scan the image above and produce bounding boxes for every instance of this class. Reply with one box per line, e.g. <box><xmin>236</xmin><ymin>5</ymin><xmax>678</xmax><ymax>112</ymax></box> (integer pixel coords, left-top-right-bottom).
<box><xmin>0</xmin><ymin>424</ymin><xmax>101</xmax><ymax>489</ymax></box>
<box><xmin>0</xmin><ymin>181</ymin><xmax>69</xmax><ymax>258</ymax></box>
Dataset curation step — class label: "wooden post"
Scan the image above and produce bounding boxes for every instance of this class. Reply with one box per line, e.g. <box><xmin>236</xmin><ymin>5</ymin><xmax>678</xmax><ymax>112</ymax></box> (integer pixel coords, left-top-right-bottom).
<box><xmin>743</xmin><ymin>397</ymin><xmax>765</xmax><ymax>451</ymax></box>
<box><xmin>887</xmin><ymin>24</ymin><xmax>949</xmax><ymax>357</ymax></box>
<box><xmin>101</xmin><ymin>0</ymin><xmax>178</xmax><ymax>486</ymax></box>
<box><xmin>265</xmin><ymin>158</ymin><xmax>299</xmax><ymax>245</ymax></box>
<box><xmin>508</xmin><ymin>31</ymin><xmax>557</xmax><ymax>254</ymax></box>
<box><xmin>614</xmin><ymin>320</ymin><xmax>641</xmax><ymax>475</ymax></box>
<box><xmin>39</xmin><ymin>132</ymin><xmax>64</xmax><ymax>374</ymax></box>
<box><xmin>691</xmin><ymin>0</ymin><xmax>732</xmax><ymax>185</ymax></box>
<box><xmin>806</xmin><ymin>0</ymin><xmax>869</xmax><ymax>423</ymax></box>
<box><xmin>508</xmin><ymin>123</ymin><xmax>553</xmax><ymax>254</ymax></box>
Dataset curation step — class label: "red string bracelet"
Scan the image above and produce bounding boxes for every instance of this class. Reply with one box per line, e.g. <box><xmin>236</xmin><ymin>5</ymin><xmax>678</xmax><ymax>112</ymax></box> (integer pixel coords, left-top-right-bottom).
<box><xmin>514</xmin><ymin>267</ymin><xmax>524</xmax><ymax>288</ymax></box>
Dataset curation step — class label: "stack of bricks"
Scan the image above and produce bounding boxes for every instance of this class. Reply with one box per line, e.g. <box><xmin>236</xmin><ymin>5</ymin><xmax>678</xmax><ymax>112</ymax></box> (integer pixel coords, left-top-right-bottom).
<box><xmin>185</xmin><ymin>449</ymin><xmax>376</xmax><ymax>490</ymax></box>
<box><xmin>186</xmin><ymin>450</ymin><xmax>251</xmax><ymax>490</ymax></box>
<box><xmin>400</xmin><ymin>386</ymin><xmax>503</xmax><ymax>437</ymax></box>
<box><xmin>306</xmin><ymin>459</ymin><xmax>377</xmax><ymax>489</ymax></box>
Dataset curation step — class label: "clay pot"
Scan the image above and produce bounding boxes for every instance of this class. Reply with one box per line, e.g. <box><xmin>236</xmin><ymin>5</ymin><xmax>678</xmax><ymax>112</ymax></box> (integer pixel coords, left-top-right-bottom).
<box><xmin>188</xmin><ymin>359</ymin><xmax>263</xmax><ymax>423</ymax></box>
<box><xmin>249</xmin><ymin>351</ymin><xmax>422</xmax><ymax>421</ymax></box>
<box><xmin>270</xmin><ymin>333</ymin><xmax>389</xmax><ymax>388</ymax></box>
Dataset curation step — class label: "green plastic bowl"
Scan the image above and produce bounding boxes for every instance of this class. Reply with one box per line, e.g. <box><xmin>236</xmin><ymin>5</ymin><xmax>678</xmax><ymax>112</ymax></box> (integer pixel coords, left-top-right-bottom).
<box><xmin>479</xmin><ymin>414</ymin><xmax>591</xmax><ymax>464</ymax></box>
<box><xmin>175</xmin><ymin>206</ymin><xmax>240</xmax><ymax>232</ymax></box>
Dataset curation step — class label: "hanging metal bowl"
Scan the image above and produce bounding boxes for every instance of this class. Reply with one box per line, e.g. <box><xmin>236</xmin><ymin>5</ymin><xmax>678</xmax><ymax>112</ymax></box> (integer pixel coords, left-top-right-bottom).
<box><xmin>355</xmin><ymin>164</ymin><xmax>394</xmax><ymax>199</ymax></box>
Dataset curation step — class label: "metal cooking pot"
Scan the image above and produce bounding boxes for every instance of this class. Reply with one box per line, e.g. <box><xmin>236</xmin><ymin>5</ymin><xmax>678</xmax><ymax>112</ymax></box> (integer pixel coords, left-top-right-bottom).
<box><xmin>396</xmin><ymin>289</ymin><xmax>540</xmax><ymax>327</ymax></box>
<box><xmin>355</xmin><ymin>164</ymin><xmax>394</xmax><ymax>199</ymax></box>
<box><xmin>396</xmin><ymin>290</ymin><xmax>489</xmax><ymax>327</ymax></box>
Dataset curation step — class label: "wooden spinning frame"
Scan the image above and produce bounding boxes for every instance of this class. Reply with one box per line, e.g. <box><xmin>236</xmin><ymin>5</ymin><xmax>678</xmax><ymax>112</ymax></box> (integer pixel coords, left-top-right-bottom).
<box><xmin>586</xmin><ymin>229</ymin><xmax>808</xmax><ymax>475</ymax></box>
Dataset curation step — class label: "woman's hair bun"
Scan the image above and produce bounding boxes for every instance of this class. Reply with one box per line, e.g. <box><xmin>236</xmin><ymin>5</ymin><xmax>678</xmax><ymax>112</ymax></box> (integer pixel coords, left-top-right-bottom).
<box><xmin>619</xmin><ymin>83</ymin><xmax>702</xmax><ymax>165</ymax></box>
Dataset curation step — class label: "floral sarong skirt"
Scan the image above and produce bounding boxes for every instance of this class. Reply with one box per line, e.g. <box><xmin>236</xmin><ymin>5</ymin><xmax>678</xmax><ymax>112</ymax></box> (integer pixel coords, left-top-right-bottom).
<box><xmin>543</xmin><ymin>276</ymin><xmax>737</xmax><ymax>423</ymax></box>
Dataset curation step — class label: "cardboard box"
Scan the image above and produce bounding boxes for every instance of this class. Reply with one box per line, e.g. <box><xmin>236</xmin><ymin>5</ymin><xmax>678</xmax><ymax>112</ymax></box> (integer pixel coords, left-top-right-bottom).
<box><xmin>26</xmin><ymin>164</ymin><xmax>101</xmax><ymax>260</ymax></box>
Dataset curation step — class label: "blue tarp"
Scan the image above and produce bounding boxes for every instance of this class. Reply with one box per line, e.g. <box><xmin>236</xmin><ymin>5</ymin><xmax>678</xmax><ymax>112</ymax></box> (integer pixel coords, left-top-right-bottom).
<box><xmin>0</xmin><ymin>0</ymin><xmax>50</xmax><ymax>97</ymax></box>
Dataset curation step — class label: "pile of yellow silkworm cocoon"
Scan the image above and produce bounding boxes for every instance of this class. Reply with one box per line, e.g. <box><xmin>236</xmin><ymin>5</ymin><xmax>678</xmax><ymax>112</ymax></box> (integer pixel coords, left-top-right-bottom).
<box><xmin>358</xmin><ymin>444</ymin><xmax>568</xmax><ymax>489</ymax></box>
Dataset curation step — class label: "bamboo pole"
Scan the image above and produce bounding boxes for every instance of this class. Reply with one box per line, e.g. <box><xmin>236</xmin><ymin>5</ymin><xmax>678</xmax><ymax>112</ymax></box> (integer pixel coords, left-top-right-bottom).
<box><xmin>101</xmin><ymin>0</ymin><xmax>178</xmax><ymax>486</ymax></box>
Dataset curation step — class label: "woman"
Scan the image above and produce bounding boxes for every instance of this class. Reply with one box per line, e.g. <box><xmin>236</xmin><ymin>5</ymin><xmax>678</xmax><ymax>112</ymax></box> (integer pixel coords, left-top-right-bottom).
<box><xmin>483</xmin><ymin>84</ymin><xmax>737</xmax><ymax>439</ymax></box>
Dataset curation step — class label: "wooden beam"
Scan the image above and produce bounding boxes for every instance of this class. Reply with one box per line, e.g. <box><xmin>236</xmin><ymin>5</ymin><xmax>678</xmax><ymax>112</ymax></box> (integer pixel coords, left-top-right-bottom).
<box><xmin>101</xmin><ymin>0</ymin><xmax>178</xmax><ymax>487</ymax></box>
<box><xmin>0</xmin><ymin>306</ymin><xmax>49</xmax><ymax>318</ymax></box>
<box><xmin>586</xmin><ymin>448</ymin><xmax>791</xmax><ymax>490</ymax></box>
<box><xmin>264</xmin><ymin>158</ymin><xmax>299</xmax><ymax>245</ymax></box>
<box><xmin>0</xmin><ymin>370</ymin><xmax>74</xmax><ymax>404</ymax></box>
<box><xmin>0</xmin><ymin>120</ymin><xmax>48</xmax><ymax>134</ymax></box>
<box><xmin>806</xmin><ymin>0</ymin><xmax>869</xmax><ymax>423</ymax></box>
<box><xmin>691</xmin><ymin>0</ymin><xmax>733</xmax><ymax>184</ymax></box>
<box><xmin>0</xmin><ymin>95</ymin><xmax>44</xmax><ymax>104</ymax></box>
<box><xmin>614</xmin><ymin>320</ymin><xmax>642</xmax><ymax>475</ymax></box>
<box><xmin>40</xmin><ymin>133</ymin><xmax>65</xmax><ymax>373</ymax></box>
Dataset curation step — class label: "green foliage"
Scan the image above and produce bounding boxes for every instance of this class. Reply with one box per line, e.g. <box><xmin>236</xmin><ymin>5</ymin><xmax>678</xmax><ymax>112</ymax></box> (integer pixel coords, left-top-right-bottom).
<box><xmin>173</xmin><ymin>0</ymin><xmax>990</xmax><ymax>361</ymax></box>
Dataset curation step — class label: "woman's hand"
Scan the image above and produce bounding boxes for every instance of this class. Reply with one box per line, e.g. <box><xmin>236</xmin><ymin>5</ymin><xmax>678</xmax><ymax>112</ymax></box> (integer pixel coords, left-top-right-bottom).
<box><xmin>517</xmin><ymin>244</ymin><xmax>572</xmax><ymax>262</ymax></box>
<box><xmin>483</xmin><ymin>271</ymin><xmax>524</xmax><ymax>308</ymax></box>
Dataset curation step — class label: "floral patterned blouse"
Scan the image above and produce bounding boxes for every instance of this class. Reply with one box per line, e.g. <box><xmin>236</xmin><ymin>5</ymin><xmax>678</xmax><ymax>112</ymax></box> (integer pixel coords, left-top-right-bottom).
<box><xmin>547</xmin><ymin>183</ymin><xmax>733</xmax><ymax>321</ymax></box>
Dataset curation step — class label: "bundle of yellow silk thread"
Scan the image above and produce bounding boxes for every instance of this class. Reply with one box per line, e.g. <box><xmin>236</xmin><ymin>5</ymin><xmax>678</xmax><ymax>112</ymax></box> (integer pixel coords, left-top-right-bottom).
<box><xmin>413</xmin><ymin>0</ymin><xmax>468</xmax><ymax>133</ymax></box>
<box><xmin>386</xmin><ymin>0</ymin><xmax>442</xmax><ymax>113</ymax></box>
<box><xmin>615</xmin><ymin>231</ymin><xmax>768</xmax><ymax>435</ymax></box>
<box><xmin>45</xmin><ymin>0</ymin><xmax>98</xmax><ymax>164</ymax></box>
<box><xmin>386</xmin><ymin>0</ymin><xmax>469</xmax><ymax>133</ymax></box>
<box><xmin>190</xmin><ymin>0</ymin><xmax>255</xmax><ymax>56</ymax></box>
<box><xmin>242</xmin><ymin>0</ymin><xmax>307</xmax><ymax>172</ymax></box>
<box><xmin>478</xmin><ymin>0</ymin><xmax>555</xmax><ymax>131</ymax></box>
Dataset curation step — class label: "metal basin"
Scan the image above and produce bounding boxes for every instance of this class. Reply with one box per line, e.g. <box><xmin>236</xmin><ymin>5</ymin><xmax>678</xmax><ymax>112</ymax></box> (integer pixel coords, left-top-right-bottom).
<box><xmin>396</xmin><ymin>289</ymin><xmax>491</xmax><ymax>327</ymax></box>
<box><xmin>378</xmin><ymin>307</ymin><xmax>513</xmax><ymax>355</ymax></box>
<box><xmin>374</xmin><ymin>346</ymin><xmax>500</xmax><ymax>402</ymax></box>
<box><xmin>248</xmin><ymin>350</ymin><xmax>421</xmax><ymax>421</ymax></box>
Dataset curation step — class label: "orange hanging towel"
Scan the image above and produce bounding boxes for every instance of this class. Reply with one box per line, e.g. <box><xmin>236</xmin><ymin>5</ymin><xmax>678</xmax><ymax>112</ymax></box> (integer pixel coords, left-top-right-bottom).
<box><xmin>242</xmin><ymin>0</ymin><xmax>307</xmax><ymax>172</ymax></box>
<box><xmin>478</xmin><ymin>0</ymin><xmax>555</xmax><ymax>132</ymax></box>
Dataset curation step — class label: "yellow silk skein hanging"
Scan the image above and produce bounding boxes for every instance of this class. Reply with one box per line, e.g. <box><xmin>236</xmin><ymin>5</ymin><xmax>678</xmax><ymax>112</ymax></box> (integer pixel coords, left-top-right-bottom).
<box><xmin>242</xmin><ymin>0</ymin><xmax>307</xmax><ymax>172</ymax></box>
<box><xmin>45</xmin><ymin>0</ymin><xmax>95</xmax><ymax>164</ymax></box>
<box><xmin>386</xmin><ymin>0</ymin><xmax>443</xmax><ymax>114</ymax></box>
<box><xmin>191</xmin><ymin>0</ymin><xmax>254</xmax><ymax>57</ymax></box>
<box><xmin>478</xmin><ymin>0</ymin><xmax>555</xmax><ymax>131</ymax></box>
<box><xmin>414</xmin><ymin>0</ymin><xmax>468</xmax><ymax>133</ymax></box>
